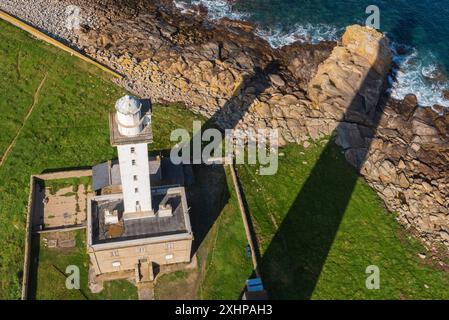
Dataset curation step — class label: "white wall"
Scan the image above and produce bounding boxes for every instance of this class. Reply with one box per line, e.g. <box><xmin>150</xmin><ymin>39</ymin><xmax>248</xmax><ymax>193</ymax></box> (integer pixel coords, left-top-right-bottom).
<box><xmin>117</xmin><ymin>143</ymin><xmax>152</xmax><ymax>213</ymax></box>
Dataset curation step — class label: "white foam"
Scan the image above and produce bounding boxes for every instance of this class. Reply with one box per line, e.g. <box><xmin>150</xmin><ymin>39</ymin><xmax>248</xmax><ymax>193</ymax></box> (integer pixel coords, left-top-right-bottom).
<box><xmin>178</xmin><ymin>1</ymin><xmax>449</xmax><ymax>109</ymax></box>
<box><xmin>173</xmin><ymin>1</ymin><xmax>195</xmax><ymax>14</ymax></box>
<box><xmin>190</xmin><ymin>0</ymin><xmax>249</xmax><ymax>20</ymax></box>
<box><xmin>255</xmin><ymin>23</ymin><xmax>341</xmax><ymax>48</ymax></box>
<box><xmin>390</xmin><ymin>42</ymin><xmax>449</xmax><ymax>108</ymax></box>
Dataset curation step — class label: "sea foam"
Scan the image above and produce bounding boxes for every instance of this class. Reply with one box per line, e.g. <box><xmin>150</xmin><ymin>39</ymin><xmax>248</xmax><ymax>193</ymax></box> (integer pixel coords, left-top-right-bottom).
<box><xmin>254</xmin><ymin>23</ymin><xmax>341</xmax><ymax>47</ymax></box>
<box><xmin>175</xmin><ymin>0</ymin><xmax>449</xmax><ymax>109</ymax></box>
<box><xmin>190</xmin><ymin>0</ymin><xmax>249</xmax><ymax>20</ymax></box>
<box><xmin>390</xmin><ymin>42</ymin><xmax>449</xmax><ymax>108</ymax></box>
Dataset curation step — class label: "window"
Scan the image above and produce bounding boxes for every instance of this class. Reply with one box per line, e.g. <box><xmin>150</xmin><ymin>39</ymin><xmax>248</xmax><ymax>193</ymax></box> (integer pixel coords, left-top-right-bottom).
<box><xmin>130</xmin><ymin>147</ymin><xmax>135</xmax><ymax>154</ymax></box>
<box><xmin>132</xmin><ymin>160</ymin><xmax>136</xmax><ymax>166</ymax></box>
<box><xmin>135</xmin><ymin>188</ymin><xmax>139</xmax><ymax>193</ymax></box>
<box><xmin>112</xmin><ymin>261</ymin><xmax>121</xmax><ymax>267</ymax></box>
<box><xmin>133</xmin><ymin>175</ymin><xmax>138</xmax><ymax>181</ymax></box>
<box><xmin>138</xmin><ymin>247</ymin><xmax>146</xmax><ymax>253</ymax></box>
<box><xmin>110</xmin><ymin>250</ymin><xmax>119</xmax><ymax>257</ymax></box>
<box><xmin>166</xmin><ymin>242</ymin><xmax>174</xmax><ymax>250</ymax></box>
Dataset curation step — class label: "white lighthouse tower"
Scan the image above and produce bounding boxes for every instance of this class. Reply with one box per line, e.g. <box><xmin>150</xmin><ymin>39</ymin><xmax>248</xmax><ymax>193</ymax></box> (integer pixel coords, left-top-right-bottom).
<box><xmin>109</xmin><ymin>95</ymin><xmax>154</xmax><ymax>220</ymax></box>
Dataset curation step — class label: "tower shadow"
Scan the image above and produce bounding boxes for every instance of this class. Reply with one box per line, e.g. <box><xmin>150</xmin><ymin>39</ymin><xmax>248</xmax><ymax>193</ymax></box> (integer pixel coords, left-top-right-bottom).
<box><xmin>256</xmin><ymin>46</ymin><xmax>389</xmax><ymax>299</ymax></box>
<box><xmin>168</xmin><ymin>38</ymin><xmax>388</xmax><ymax>300</ymax></box>
<box><xmin>177</xmin><ymin>61</ymin><xmax>280</xmax><ymax>259</ymax></box>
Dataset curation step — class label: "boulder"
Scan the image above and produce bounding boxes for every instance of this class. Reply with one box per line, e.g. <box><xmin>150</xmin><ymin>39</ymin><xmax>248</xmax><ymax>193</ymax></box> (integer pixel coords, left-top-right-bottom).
<box><xmin>269</xmin><ymin>74</ymin><xmax>286</xmax><ymax>87</ymax></box>
<box><xmin>398</xmin><ymin>94</ymin><xmax>418</xmax><ymax>119</ymax></box>
<box><xmin>341</xmin><ymin>24</ymin><xmax>392</xmax><ymax>76</ymax></box>
<box><xmin>308</xmin><ymin>25</ymin><xmax>392</xmax><ymax>125</ymax></box>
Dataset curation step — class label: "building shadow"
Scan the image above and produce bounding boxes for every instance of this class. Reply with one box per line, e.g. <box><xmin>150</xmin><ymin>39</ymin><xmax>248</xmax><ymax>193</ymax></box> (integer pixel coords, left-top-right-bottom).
<box><xmin>41</xmin><ymin>166</ymin><xmax>92</xmax><ymax>174</ymax></box>
<box><xmin>26</xmin><ymin>233</ymin><xmax>40</xmax><ymax>300</ymax></box>
<box><xmin>181</xmin><ymin>41</ymin><xmax>389</xmax><ymax>299</ymax></box>
<box><xmin>180</xmin><ymin>61</ymin><xmax>279</xmax><ymax>259</ymax></box>
<box><xmin>145</xmin><ymin>60</ymin><xmax>277</xmax><ymax>261</ymax></box>
<box><xmin>257</xmin><ymin>47</ymin><xmax>390</xmax><ymax>299</ymax></box>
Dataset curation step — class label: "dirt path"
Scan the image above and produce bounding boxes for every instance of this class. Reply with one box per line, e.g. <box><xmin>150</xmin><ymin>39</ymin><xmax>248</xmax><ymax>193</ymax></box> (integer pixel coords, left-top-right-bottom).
<box><xmin>137</xmin><ymin>283</ymin><xmax>154</xmax><ymax>300</ymax></box>
<box><xmin>0</xmin><ymin>73</ymin><xmax>47</xmax><ymax>167</ymax></box>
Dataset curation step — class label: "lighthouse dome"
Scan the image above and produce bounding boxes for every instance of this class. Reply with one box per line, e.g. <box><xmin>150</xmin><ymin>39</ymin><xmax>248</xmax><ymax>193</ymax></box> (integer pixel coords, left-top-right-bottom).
<box><xmin>115</xmin><ymin>95</ymin><xmax>141</xmax><ymax>115</ymax></box>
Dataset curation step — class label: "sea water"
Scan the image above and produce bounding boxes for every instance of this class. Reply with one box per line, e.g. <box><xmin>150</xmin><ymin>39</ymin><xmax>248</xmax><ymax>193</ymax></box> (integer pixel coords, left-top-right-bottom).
<box><xmin>177</xmin><ymin>0</ymin><xmax>449</xmax><ymax>108</ymax></box>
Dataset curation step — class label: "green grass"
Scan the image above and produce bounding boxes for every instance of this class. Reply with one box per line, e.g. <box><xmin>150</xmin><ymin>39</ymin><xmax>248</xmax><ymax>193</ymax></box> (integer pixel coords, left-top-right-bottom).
<box><xmin>0</xmin><ymin>19</ymin><xmax>251</xmax><ymax>299</ymax></box>
<box><xmin>198</xmin><ymin>166</ymin><xmax>253</xmax><ymax>299</ymax></box>
<box><xmin>34</xmin><ymin>230</ymin><xmax>137</xmax><ymax>300</ymax></box>
<box><xmin>0</xmin><ymin>19</ymin><xmax>123</xmax><ymax>298</ymax></box>
<box><xmin>42</xmin><ymin>176</ymin><xmax>91</xmax><ymax>195</ymax></box>
<box><xmin>3</xmin><ymin>15</ymin><xmax>446</xmax><ymax>301</ymax></box>
<box><xmin>237</xmin><ymin>141</ymin><xmax>449</xmax><ymax>299</ymax></box>
<box><xmin>0</xmin><ymin>20</ymin><xmax>208</xmax><ymax>299</ymax></box>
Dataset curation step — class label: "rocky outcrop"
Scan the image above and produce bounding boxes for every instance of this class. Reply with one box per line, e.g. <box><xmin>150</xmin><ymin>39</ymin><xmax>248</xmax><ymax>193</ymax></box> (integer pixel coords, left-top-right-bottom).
<box><xmin>308</xmin><ymin>25</ymin><xmax>392</xmax><ymax>127</ymax></box>
<box><xmin>306</xmin><ymin>25</ymin><xmax>449</xmax><ymax>247</ymax></box>
<box><xmin>364</xmin><ymin>97</ymin><xmax>449</xmax><ymax>244</ymax></box>
<box><xmin>1</xmin><ymin>0</ymin><xmax>448</xmax><ymax>248</ymax></box>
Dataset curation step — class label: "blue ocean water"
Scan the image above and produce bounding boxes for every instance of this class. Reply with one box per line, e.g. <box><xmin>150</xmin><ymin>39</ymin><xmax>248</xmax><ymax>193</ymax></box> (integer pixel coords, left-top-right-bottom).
<box><xmin>176</xmin><ymin>0</ymin><xmax>449</xmax><ymax>108</ymax></box>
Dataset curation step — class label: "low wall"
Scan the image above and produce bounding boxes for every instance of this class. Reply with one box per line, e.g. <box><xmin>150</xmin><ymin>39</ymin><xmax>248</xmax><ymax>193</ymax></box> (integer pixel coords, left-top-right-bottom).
<box><xmin>21</xmin><ymin>169</ymin><xmax>92</xmax><ymax>300</ymax></box>
<box><xmin>0</xmin><ymin>9</ymin><xmax>121</xmax><ymax>78</ymax></box>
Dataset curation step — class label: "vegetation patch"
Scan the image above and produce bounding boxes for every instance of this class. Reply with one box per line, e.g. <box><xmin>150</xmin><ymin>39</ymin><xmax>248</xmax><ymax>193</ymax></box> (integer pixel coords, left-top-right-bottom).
<box><xmin>43</xmin><ymin>176</ymin><xmax>91</xmax><ymax>195</ymax></box>
<box><xmin>0</xmin><ymin>20</ymin><xmax>251</xmax><ymax>299</ymax></box>
<box><xmin>236</xmin><ymin>141</ymin><xmax>449</xmax><ymax>299</ymax></box>
<box><xmin>31</xmin><ymin>230</ymin><xmax>137</xmax><ymax>300</ymax></box>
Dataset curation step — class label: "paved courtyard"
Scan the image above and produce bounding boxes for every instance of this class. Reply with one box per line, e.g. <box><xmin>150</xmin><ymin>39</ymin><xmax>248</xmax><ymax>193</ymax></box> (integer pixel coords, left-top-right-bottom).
<box><xmin>33</xmin><ymin>182</ymin><xmax>93</xmax><ymax>230</ymax></box>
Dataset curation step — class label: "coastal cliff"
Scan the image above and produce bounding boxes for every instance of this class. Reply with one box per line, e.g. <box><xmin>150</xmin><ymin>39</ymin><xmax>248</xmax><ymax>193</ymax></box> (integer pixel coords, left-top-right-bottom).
<box><xmin>1</xmin><ymin>0</ymin><xmax>448</xmax><ymax>249</ymax></box>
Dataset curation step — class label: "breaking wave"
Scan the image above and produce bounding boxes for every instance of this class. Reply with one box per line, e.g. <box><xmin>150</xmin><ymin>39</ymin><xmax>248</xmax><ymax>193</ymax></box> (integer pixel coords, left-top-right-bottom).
<box><xmin>390</xmin><ymin>42</ymin><xmax>449</xmax><ymax>108</ymax></box>
<box><xmin>189</xmin><ymin>0</ymin><xmax>250</xmax><ymax>20</ymax></box>
<box><xmin>174</xmin><ymin>0</ymin><xmax>449</xmax><ymax>108</ymax></box>
<box><xmin>254</xmin><ymin>23</ymin><xmax>341</xmax><ymax>47</ymax></box>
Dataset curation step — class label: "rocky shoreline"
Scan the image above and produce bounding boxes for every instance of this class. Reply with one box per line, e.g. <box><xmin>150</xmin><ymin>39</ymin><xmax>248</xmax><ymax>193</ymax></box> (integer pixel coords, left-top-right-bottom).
<box><xmin>1</xmin><ymin>0</ymin><xmax>448</xmax><ymax>252</ymax></box>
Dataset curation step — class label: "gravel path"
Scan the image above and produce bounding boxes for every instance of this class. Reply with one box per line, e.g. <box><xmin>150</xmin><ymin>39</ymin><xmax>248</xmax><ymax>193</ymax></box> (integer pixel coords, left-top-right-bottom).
<box><xmin>0</xmin><ymin>0</ymin><xmax>97</xmax><ymax>43</ymax></box>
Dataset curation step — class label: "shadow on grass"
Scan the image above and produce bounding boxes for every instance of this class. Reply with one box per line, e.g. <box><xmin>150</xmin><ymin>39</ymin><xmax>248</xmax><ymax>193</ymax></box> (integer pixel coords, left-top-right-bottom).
<box><xmin>177</xmin><ymin>61</ymin><xmax>280</xmax><ymax>259</ymax></box>
<box><xmin>181</xmin><ymin>44</ymin><xmax>390</xmax><ymax>299</ymax></box>
<box><xmin>258</xmin><ymin>47</ymin><xmax>390</xmax><ymax>299</ymax></box>
<box><xmin>26</xmin><ymin>233</ymin><xmax>40</xmax><ymax>300</ymax></box>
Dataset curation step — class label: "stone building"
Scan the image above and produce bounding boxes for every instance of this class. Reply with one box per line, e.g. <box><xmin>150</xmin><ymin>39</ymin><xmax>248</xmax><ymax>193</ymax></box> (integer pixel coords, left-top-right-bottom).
<box><xmin>87</xmin><ymin>95</ymin><xmax>193</xmax><ymax>278</ymax></box>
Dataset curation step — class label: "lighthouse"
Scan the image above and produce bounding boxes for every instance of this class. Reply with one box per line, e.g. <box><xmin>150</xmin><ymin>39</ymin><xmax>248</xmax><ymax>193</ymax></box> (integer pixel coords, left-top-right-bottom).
<box><xmin>88</xmin><ymin>95</ymin><xmax>194</xmax><ymax>276</ymax></box>
<box><xmin>109</xmin><ymin>95</ymin><xmax>154</xmax><ymax>220</ymax></box>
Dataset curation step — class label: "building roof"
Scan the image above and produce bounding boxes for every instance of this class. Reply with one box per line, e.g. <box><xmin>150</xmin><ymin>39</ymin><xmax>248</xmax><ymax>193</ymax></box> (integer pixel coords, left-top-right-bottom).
<box><xmin>88</xmin><ymin>187</ymin><xmax>192</xmax><ymax>246</ymax></box>
<box><xmin>109</xmin><ymin>112</ymin><xmax>153</xmax><ymax>146</ymax></box>
<box><xmin>115</xmin><ymin>95</ymin><xmax>141</xmax><ymax>115</ymax></box>
<box><xmin>92</xmin><ymin>162</ymin><xmax>110</xmax><ymax>192</ymax></box>
<box><xmin>92</xmin><ymin>157</ymin><xmax>186</xmax><ymax>192</ymax></box>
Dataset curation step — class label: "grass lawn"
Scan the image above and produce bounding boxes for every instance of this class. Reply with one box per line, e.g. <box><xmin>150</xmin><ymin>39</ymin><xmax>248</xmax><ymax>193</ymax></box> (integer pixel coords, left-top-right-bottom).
<box><xmin>32</xmin><ymin>230</ymin><xmax>137</xmax><ymax>300</ymax></box>
<box><xmin>42</xmin><ymin>176</ymin><xmax>92</xmax><ymax>195</ymax></box>
<box><xmin>3</xmin><ymin>14</ymin><xmax>447</xmax><ymax>301</ymax></box>
<box><xmin>197</xmin><ymin>166</ymin><xmax>254</xmax><ymax>299</ymax></box>
<box><xmin>0</xmin><ymin>19</ymin><xmax>251</xmax><ymax>299</ymax></box>
<box><xmin>237</xmin><ymin>141</ymin><xmax>449</xmax><ymax>299</ymax></box>
<box><xmin>0</xmin><ymin>18</ymin><xmax>123</xmax><ymax>298</ymax></box>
